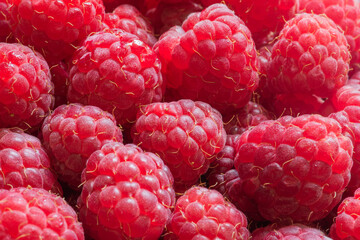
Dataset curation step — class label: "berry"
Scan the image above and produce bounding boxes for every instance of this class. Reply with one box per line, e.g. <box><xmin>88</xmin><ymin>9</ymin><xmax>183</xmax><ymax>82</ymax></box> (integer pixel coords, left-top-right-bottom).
<box><xmin>0</xmin><ymin>0</ymin><xmax>13</xmax><ymax>42</ymax></box>
<box><xmin>41</xmin><ymin>103</ymin><xmax>123</xmax><ymax>189</ymax></box>
<box><xmin>154</xmin><ymin>3</ymin><xmax>259</xmax><ymax>114</ymax></box>
<box><xmin>0</xmin><ymin>42</ymin><xmax>54</xmax><ymax>132</ymax></box>
<box><xmin>0</xmin><ymin>187</ymin><xmax>84</xmax><ymax>240</ymax></box>
<box><xmin>67</xmin><ymin>28</ymin><xmax>164</xmax><ymax>126</ymax></box>
<box><xmin>78</xmin><ymin>142</ymin><xmax>175</xmax><ymax>240</ymax></box>
<box><xmin>234</xmin><ymin>114</ymin><xmax>353</xmax><ymax>223</ymax></box>
<box><xmin>49</xmin><ymin>61</ymin><xmax>70</xmax><ymax>108</ymax></box>
<box><xmin>164</xmin><ymin>186</ymin><xmax>250</xmax><ymax>240</ymax></box>
<box><xmin>267</xmin><ymin>13</ymin><xmax>350</xmax><ymax>98</ymax></box>
<box><xmin>132</xmin><ymin>99</ymin><xmax>226</xmax><ymax>189</ymax></box>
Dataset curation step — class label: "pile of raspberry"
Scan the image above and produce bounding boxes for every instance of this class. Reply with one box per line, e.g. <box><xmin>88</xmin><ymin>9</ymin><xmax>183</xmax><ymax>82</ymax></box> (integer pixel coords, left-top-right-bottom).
<box><xmin>1</xmin><ymin>0</ymin><xmax>360</xmax><ymax>239</ymax></box>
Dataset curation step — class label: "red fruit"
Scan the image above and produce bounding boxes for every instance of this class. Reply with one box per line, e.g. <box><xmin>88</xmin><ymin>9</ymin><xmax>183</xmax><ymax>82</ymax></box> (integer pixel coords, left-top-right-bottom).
<box><xmin>234</xmin><ymin>114</ymin><xmax>353</xmax><ymax>223</ymax></box>
<box><xmin>103</xmin><ymin>4</ymin><xmax>157</xmax><ymax>47</ymax></box>
<box><xmin>67</xmin><ymin>28</ymin><xmax>163</xmax><ymax>126</ymax></box>
<box><xmin>164</xmin><ymin>186</ymin><xmax>250</xmax><ymax>240</ymax></box>
<box><xmin>0</xmin><ymin>128</ymin><xmax>62</xmax><ymax>195</ymax></box>
<box><xmin>0</xmin><ymin>187</ymin><xmax>84</xmax><ymax>240</ymax></box>
<box><xmin>0</xmin><ymin>42</ymin><xmax>54</xmax><ymax>132</ymax></box>
<box><xmin>78</xmin><ymin>142</ymin><xmax>175</xmax><ymax>240</ymax></box>
<box><xmin>9</xmin><ymin>0</ymin><xmax>105</xmax><ymax>61</ymax></box>
<box><xmin>267</xmin><ymin>13</ymin><xmax>350</xmax><ymax>98</ymax></box>
<box><xmin>132</xmin><ymin>99</ymin><xmax>226</xmax><ymax>189</ymax></box>
<box><xmin>154</xmin><ymin>3</ymin><xmax>259</xmax><ymax>114</ymax></box>
<box><xmin>41</xmin><ymin>103</ymin><xmax>123</xmax><ymax>189</ymax></box>
<box><xmin>49</xmin><ymin>61</ymin><xmax>70</xmax><ymax>108</ymax></box>
<box><xmin>0</xmin><ymin>0</ymin><xmax>13</xmax><ymax>42</ymax></box>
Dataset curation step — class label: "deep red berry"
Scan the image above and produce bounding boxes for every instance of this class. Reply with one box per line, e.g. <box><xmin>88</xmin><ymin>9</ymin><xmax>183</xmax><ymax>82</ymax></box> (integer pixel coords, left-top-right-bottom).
<box><xmin>49</xmin><ymin>61</ymin><xmax>70</xmax><ymax>108</ymax></box>
<box><xmin>0</xmin><ymin>0</ymin><xmax>13</xmax><ymax>42</ymax></box>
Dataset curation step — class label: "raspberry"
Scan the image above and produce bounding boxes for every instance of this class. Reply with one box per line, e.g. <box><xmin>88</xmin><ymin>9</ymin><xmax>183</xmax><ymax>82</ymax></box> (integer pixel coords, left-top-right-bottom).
<box><xmin>329</xmin><ymin>188</ymin><xmax>360</xmax><ymax>239</ymax></box>
<box><xmin>164</xmin><ymin>186</ymin><xmax>250</xmax><ymax>240</ymax></box>
<box><xmin>103</xmin><ymin>4</ymin><xmax>157</xmax><ymax>47</ymax></box>
<box><xmin>67</xmin><ymin>28</ymin><xmax>164</xmax><ymax>126</ymax></box>
<box><xmin>49</xmin><ymin>61</ymin><xmax>70</xmax><ymax>108</ymax></box>
<box><xmin>41</xmin><ymin>103</ymin><xmax>123</xmax><ymax>189</ymax></box>
<box><xmin>78</xmin><ymin>142</ymin><xmax>175</xmax><ymax>239</ymax></box>
<box><xmin>131</xmin><ymin>99</ymin><xmax>226</xmax><ymax>189</ymax></box>
<box><xmin>0</xmin><ymin>128</ymin><xmax>62</xmax><ymax>195</ymax></box>
<box><xmin>252</xmin><ymin>224</ymin><xmax>331</xmax><ymax>240</ymax></box>
<box><xmin>0</xmin><ymin>42</ymin><xmax>54</xmax><ymax>132</ymax></box>
<box><xmin>0</xmin><ymin>0</ymin><xmax>13</xmax><ymax>42</ymax></box>
<box><xmin>154</xmin><ymin>3</ymin><xmax>259</xmax><ymax>114</ymax></box>
<box><xmin>267</xmin><ymin>13</ymin><xmax>350</xmax><ymax>98</ymax></box>
<box><xmin>0</xmin><ymin>187</ymin><xmax>84</xmax><ymax>240</ymax></box>
<box><xmin>234</xmin><ymin>114</ymin><xmax>353</xmax><ymax>223</ymax></box>
<box><xmin>9</xmin><ymin>0</ymin><xmax>105</xmax><ymax>62</ymax></box>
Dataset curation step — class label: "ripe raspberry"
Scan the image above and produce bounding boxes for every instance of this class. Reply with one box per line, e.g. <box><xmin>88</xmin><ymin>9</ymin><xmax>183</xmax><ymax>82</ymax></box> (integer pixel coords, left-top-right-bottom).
<box><xmin>329</xmin><ymin>188</ymin><xmax>360</xmax><ymax>239</ymax></box>
<box><xmin>0</xmin><ymin>42</ymin><xmax>54</xmax><ymax>132</ymax></box>
<box><xmin>49</xmin><ymin>61</ymin><xmax>70</xmax><ymax>108</ymax></box>
<box><xmin>252</xmin><ymin>224</ymin><xmax>331</xmax><ymax>240</ymax></box>
<box><xmin>103</xmin><ymin>4</ymin><xmax>157</xmax><ymax>47</ymax></box>
<box><xmin>164</xmin><ymin>186</ymin><xmax>250</xmax><ymax>240</ymax></box>
<box><xmin>132</xmin><ymin>99</ymin><xmax>226</xmax><ymax>189</ymax></box>
<box><xmin>267</xmin><ymin>13</ymin><xmax>350</xmax><ymax>98</ymax></box>
<box><xmin>0</xmin><ymin>187</ymin><xmax>84</xmax><ymax>240</ymax></box>
<box><xmin>234</xmin><ymin>114</ymin><xmax>353</xmax><ymax>223</ymax></box>
<box><xmin>78</xmin><ymin>142</ymin><xmax>175</xmax><ymax>240</ymax></box>
<box><xmin>0</xmin><ymin>128</ymin><xmax>62</xmax><ymax>195</ymax></box>
<box><xmin>41</xmin><ymin>103</ymin><xmax>123</xmax><ymax>189</ymax></box>
<box><xmin>154</xmin><ymin>3</ymin><xmax>259</xmax><ymax>114</ymax></box>
<box><xmin>9</xmin><ymin>0</ymin><xmax>105</xmax><ymax>61</ymax></box>
<box><xmin>0</xmin><ymin>0</ymin><xmax>13</xmax><ymax>42</ymax></box>
<box><xmin>67</xmin><ymin>28</ymin><xmax>163</xmax><ymax>126</ymax></box>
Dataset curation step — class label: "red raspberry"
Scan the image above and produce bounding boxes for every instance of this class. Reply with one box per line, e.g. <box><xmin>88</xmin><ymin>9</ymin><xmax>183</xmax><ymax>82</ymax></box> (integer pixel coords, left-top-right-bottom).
<box><xmin>267</xmin><ymin>13</ymin><xmax>350</xmax><ymax>98</ymax></box>
<box><xmin>0</xmin><ymin>42</ymin><xmax>54</xmax><ymax>132</ymax></box>
<box><xmin>78</xmin><ymin>142</ymin><xmax>175</xmax><ymax>240</ymax></box>
<box><xmin>0</xmin><ymin>187</ymin><xmax>84</xmax><ymax>240</ymax></box>
<box><xmin>67</xmin><ymin>28</ymin><xmax>164</xmax><ymax>126</ymax></box>
<box><xmin>154</xmin><ymin>3</ymin><xmax>259</xmax><ymax>114</ymax></box>
<box><xmin>41</xmin><ymin>103</ymin><xmax>123</xmax><ymax>189</ymax></box>
<box><xmin>0</xmin><ymin>0</ymin><xmax>13</xmax><ymax>42</ymax></box>
<box><xmin>329</xmin><ymin>188</ymin><xmax>360</xmax><ymax>239</ymax></box>
<box><xmin>103</xmin><ymin>4</ymin><xmax>157</xmax><ymax>47</ymax></box>
<box><xmin>252</xmin><ymin>224</ymin><xmax>331</xmax><ymax>240</ymax></box>
<box><xmin>164</xmin><ymin>186</ymin><xmax>250</xmax><ymax>240</ymax></box>
<box><xmin>131</xmin><ymin>99</ymin><xmax>226</xmax><ymax>189</ymax></box>
<box><xmin>9</xmin><ymin>0</ymin><xmax>105</xmax><ymax>62</ymax></box>
<box><xmin>49</xmin><ymin>61</ymin><xmax>70</xmax><ymax>108</ymax></box>
<box><xmin>234</xmin><ymin>114</ymin><xmax>353</xmax><ymax>223</ymax></box>
<box><xmin>0</xmin><ymin>128</ymin><xmax>62</xmax><ymax>195</ymax></box>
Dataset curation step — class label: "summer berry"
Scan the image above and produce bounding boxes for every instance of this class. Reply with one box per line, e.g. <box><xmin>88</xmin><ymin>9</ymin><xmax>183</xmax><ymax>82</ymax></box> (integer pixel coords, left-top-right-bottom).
<box><xmin>199</xmin><ymin>0</ymin><xmax>298</xmax><ymax>47</ymax></box>
<box><xmin>41</xmin><ymin>103</ymin><xmax>123</xmax><ymax>189</ymax></box>
<box><xmin>0</xmin><ymin>42</ymin><xmax>54</xmax><ymax>132</ymax></box>
<box><xmin>329</xmin><ymin>188</ymin><xmax>360</xmax><ymax>239</ymax></box>
<box><xmin>67</xmin><ymin>28</ymin><xmax>163</xmax><ymax>127</ymax></box>
<box><xmin>252</xmin><ymin>223</ymin><xmax>331</xmax><ymax>240</ymax></box>
<box><xmin>223</xmin><ymin>101</ymin><xmax>271</xmax><ymax>135</ymax></box>
<box><xmin>103</xmin><ymin>4</ymin><xmax>157</xmax><ymax>47</ymax></box>
<box><xmin>234</xmin><ymin>114</ymin><xmax>353</xmax><ymax>223</ymax></box>
<box><xmin>164</xmin><ymin>186</ymin><xmax>250</xmax><ymax>240</ymax></box>
<box><xmin>131</xmin><ymin>99</ymin><xmax>226</xmax><ymax>189</ymax></box>
<box><xmin>267</xmin><ymin>13</ymin><xmax>350</xmax><ymax>98</ymax></box>
<box><xmin>78</xmin><ymin>142</ymin><xmax>175</xmax><ymax>240</ymax></box>
<box><xmin>154</xmin><ymin>3</ymin><xmax>259</xmax><ymax>115</ymax></box>
<box><xmin>0</xmin><ymin>0</ymin><xmax>13</xmax><ymax>42</ymax></box>
<box><xmin>9</xmin><ymin>0</ymin><xmax>105</xmax><ymax>62</ymax></box>
<box><xmin>49</xmin><ymin>61</ymin><xmax>70</xmax><ymax>108</ymax></box>
<box><xmin>0</xmin><ymin>187</ymin><xmax>84</xmax><ymax>240</ymax></box>
<box><xmin>0</xmin><ymin>128</ymin><xmax>62</xmax><ymax>195</ymax></box>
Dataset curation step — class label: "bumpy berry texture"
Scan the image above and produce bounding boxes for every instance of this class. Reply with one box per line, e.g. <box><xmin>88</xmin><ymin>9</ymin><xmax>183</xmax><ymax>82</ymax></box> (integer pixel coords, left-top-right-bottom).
<box><xmin>41</xmin><ymin>103</ymin><xmax>123</xmax><ymax>189</ymax></box>
<box><xmin>9</xmin><ymin>0</ymin><xmax>105</xmax><ymax>62</ymax></box>
<box><xmin>267</xmin><ymin>13</ymin><xmax>350</xmax><ymax>98</ymax></box>
<box><xmin>49</xmin><ymin>61</ymin><xmax>70</xmax><ymax>108</ymax></box>
<box><xmin>155</xmin><ymin>3</ymin><xmax>259</xmax><ymax>114</ymax></box>
<box><xmin>67</xmin><ymin>28</ymin><xmax>163</xmax><ymax>126</ymax></box>
<box><xmin>103</xmin><ymin>4</ymin><xmax>157</xmax><ymax>47</ymax></box>
<box><xmin>0</xmin><ymin>42</ymin><xmax>54</xmax><ymax>132</ymax></box>
<box><xmin>252</xmin><ymin>224</ymin><xmax>331</xmax><ymax>240</ymax></box>
<box><xmin>132</xmin><ymin>99</ymin><xmax>226</xmax><ymax>189</ymax></box>
<box><xmin>78</xmin><ymin>142</ymin><xmax>175</xmax><ymax>240</ymax></box>
<box><xmin>164</xmin><ymin>186</ymin><xmax>250</xmax><ymax>240</ymax></box>
<box><xmin>234</xmin><ymin>114</ymin><xmax>353</xmax><ymax>223</ymax></box>
<box><xmin>0</xmin><ymin>187</ymin><xmax>84</xmax><ymax>240</ymax></box>
<box><xmin>0</xmin><ymin>128</ymin><xmax>62</xmax><ymax>195</ymax></box>
<box><xmin>0</xmin><ymin>0</ymin><xmax>13</xmax><ymax>42</ymax></box>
